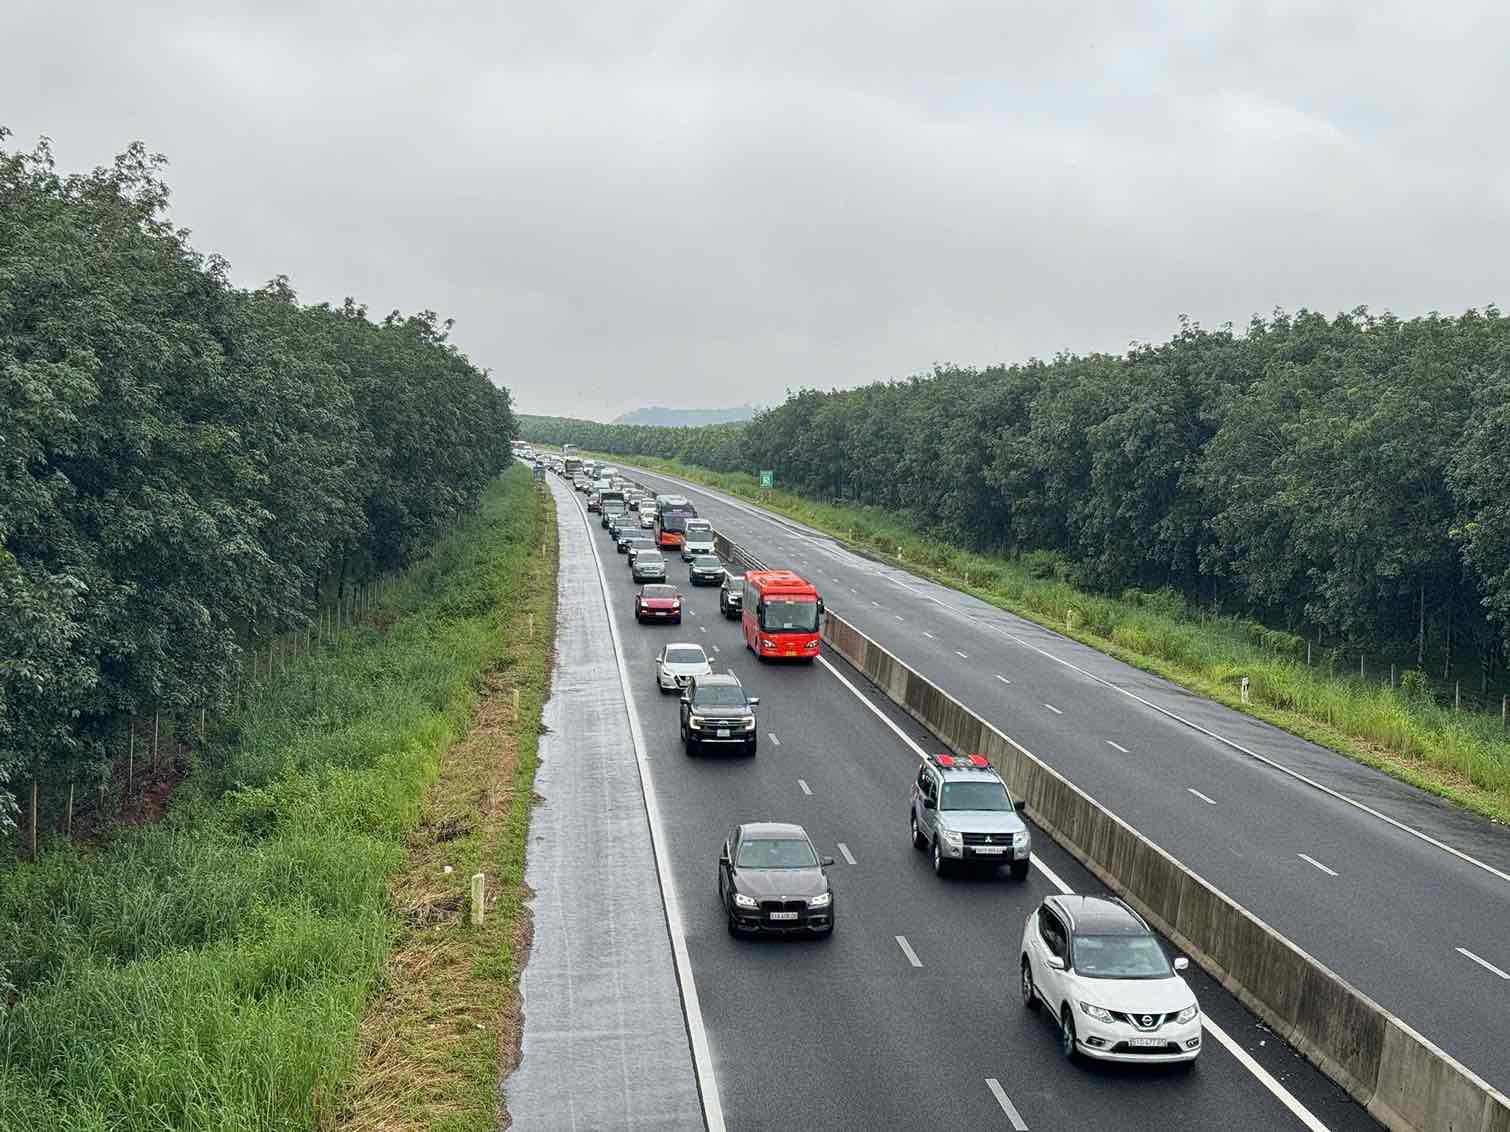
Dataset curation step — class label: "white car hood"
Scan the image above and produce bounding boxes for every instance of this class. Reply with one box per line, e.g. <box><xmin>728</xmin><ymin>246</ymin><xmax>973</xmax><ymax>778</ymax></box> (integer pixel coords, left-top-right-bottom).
<box><xmin>1069</xmin><ymin>972</ymin><xmax>1195</xmax><ymax>1015</ymax></box>
<box><xmin>662</xmin><ymin>661</ymin><xmax>712</xmax><ymax>677</ymax></box>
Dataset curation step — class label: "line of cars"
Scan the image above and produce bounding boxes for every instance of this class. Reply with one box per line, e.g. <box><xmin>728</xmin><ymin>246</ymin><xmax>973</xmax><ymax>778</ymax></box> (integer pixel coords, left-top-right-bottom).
<box><xmin>563</xmin><ymin>455</ymin><xmax>1205</xmax><ymax>1064</ymax></box>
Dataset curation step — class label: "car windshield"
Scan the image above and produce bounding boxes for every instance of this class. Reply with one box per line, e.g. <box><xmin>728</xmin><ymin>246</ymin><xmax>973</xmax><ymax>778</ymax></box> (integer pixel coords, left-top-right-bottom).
<box><xmin>693</xmin><ymin>556</ymin><xmax>722</xmax><ymax>567</ymax></box>
<box><xmin>939</xmin><ymin>781</ymin><xmax>1012</xmax><ymax>811</ymax></box>
<box><xmin>638</xmin><ymin>554</ymin><xmax>664</xmax><ymax>565</ymax></box>
<box><xmin>665</xmin><ymin>646</ymin><xmax>706</xmax><ymax>665</ymax></box>
<box><xmin>642</xmin><ymin>585</ymin><xmax>676</xmax><ymax>598</ymax></box>
<box><xmin>760</xmin><ymin>598</ymin><xmax>819</xmax><ymax>632</ymax></box>
<box><xmin>694</xmin><ymin>685</ymin><xmax>748</xmax><ymax>707</ymax></box>
<box><xmin>736</xmin><ymin>837</ymin><xmax>817</xmax><ymax>869</ymax></box>
<box><xmin>686</xmin><ymin>520</ymin><xmax>712</xmax><ymax>533</ymax></box>
<box><xmin>1072</xmin><ymin>934</ymin><xmax>1174</xmax><ymax>980</ymax></box>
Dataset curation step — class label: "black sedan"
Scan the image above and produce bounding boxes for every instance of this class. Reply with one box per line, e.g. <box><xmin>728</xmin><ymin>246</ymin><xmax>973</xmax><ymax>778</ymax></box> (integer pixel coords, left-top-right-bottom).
<box><xmin>688</xmin><ymin>555</ymin><xmax>725</xmax><ymax>585</ymax></box>
<box><xmin>719</xmin><ymin>822</ymin><xmax>835</xmax><ymax>937</ymax></box>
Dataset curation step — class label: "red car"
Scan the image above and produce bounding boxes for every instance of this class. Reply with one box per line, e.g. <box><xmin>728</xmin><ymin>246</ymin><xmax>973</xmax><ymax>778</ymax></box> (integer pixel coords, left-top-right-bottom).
<box><xmin>635</xmin><ymin>584</ymin><xmax>683</xmax><ymax>624</ymax></box>
<box><xmin>588</xmin><ymin>493</ymin><xmax>602</xmax><ymax>513</ymax></box>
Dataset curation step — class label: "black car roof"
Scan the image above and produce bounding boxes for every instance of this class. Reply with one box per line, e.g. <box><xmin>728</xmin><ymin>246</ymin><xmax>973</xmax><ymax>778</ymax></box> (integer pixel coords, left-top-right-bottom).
<box><xmin>1049</xmin><ymin>894</ymin><xmax>1147</xmax><ymax>935</ymax></box>
<box><xmin>697</xmin><ymin>673</ymin><xmax>742</xmax><ymax>688</ymax></box>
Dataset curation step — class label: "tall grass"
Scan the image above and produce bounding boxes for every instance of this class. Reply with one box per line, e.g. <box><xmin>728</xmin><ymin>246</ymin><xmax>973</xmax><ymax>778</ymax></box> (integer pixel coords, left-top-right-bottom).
<box><xmin>606</xmin><ymin>453</ymin><xmax>1510</xmax><ymax>821</ymax></box>
<box><xmin>0</xmin><ymin>467</ymin><xmax>540</xmax><ymax>1132</ymax></box>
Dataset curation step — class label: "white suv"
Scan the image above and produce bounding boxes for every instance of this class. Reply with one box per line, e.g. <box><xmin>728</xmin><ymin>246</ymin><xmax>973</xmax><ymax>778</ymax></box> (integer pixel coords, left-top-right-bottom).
<box><xmin>681</xmin><ymin>518</ymin><xmax>716</xmax><ymax>560</ymax></box>
<box><xmin>1020</xmin><ymin>895</ymin><xmax>1200</xmax><ymax>1065</ymax></box>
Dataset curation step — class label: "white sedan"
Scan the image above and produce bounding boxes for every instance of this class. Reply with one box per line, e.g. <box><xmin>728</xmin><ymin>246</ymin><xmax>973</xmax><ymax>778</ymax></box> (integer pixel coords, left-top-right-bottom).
<box><xmin>655</xmin><ymin>643</ymin><xmax>712</xmax><ymax>693</ymax></box>
<box><xmin>1020</xmin><ymin>894</ymin><xmax>1200</xmax><ymax>1064</ymax></box>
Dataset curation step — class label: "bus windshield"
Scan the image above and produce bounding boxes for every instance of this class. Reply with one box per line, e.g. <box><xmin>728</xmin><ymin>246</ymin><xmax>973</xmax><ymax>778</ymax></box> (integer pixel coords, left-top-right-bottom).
<box><xmin>759</xmin><ymin>598</ymin><xmax>819</xmax><ymax>633</ymax></box>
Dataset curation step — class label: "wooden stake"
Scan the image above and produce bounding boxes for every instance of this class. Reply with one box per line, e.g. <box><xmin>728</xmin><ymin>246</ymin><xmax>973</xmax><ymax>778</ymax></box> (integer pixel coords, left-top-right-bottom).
<box><xmin>30</xmin><ymin>778</ymin><xmax>38</xmax><ymax>860</ymax></box>
<box><xmin>200</xmin><ymin>707</ymin><xmax>206</xmax><ymax>741</ymax></box>
<box><xmin>1455</xmin><ymin>681</ymin><xmax>1461</xmax><ymax>711</ymax></box>
<box><xmin>66</xmin><ymin>782</ymin><xmax>74</xmax><ymax>838</ymax></box>
<box><xmin>128</xmin><ymin>724</ymin><xmax>136</xmax><ymax>798</ymax></box>
<box><xmin>152</xmin><ymin>712</ymin><xmax>160</xmax><ymax>773</ymax></box>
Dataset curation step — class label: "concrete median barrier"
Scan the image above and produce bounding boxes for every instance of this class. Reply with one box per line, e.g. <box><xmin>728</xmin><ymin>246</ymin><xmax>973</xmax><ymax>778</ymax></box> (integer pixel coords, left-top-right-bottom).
<box><xmin>806</xmin><ymin>591</ymin><xmax>1508</xmax><ymax>1132</ymax></box>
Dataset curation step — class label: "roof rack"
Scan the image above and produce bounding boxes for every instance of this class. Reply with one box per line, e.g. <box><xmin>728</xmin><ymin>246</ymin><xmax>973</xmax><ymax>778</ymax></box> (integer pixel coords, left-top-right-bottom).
<box><xmin>930</xmin><ymin>752</ymin><xmax>993</xmax><ymax>771</ymax></box>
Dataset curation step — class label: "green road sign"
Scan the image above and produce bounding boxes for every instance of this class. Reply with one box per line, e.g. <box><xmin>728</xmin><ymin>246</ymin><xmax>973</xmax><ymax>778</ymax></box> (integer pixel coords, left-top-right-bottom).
<box><xmin>759</xmin><ymin>469</ymin><xmax>774</xmax><ymax>489</ymax></box>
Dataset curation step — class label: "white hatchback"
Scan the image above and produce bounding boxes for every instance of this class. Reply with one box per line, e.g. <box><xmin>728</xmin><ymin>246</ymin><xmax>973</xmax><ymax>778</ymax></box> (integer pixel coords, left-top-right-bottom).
<box><xmin>1020</xmin><ymin>894</ymin><xmax>1200</xmax><ymax>1064</ymax></box>
<box><xmin>655</xmin><ymin>643</ymin><xmax>713</xmax><ymax>693</ymax></box>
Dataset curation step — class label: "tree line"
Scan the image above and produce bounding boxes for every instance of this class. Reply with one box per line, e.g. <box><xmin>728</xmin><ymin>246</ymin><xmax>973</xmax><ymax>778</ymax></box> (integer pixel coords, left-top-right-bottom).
<box><xmin>522</xmin><ymin>307</ymin><xmax>1510</xmax><ymax>684</ymax></box>
<box><xmin>1</xmin><ymin>133</ymin><xmax>515</xmax><ymax>840</ymax></box>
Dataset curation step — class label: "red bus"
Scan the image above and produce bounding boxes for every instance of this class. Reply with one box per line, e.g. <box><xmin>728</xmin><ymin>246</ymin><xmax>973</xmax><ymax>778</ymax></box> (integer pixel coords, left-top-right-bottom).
<box><xmin>742</xmin><ymin>570</ymin><xmax>824</xmax><ymax>661</ymax></box>
<box><xmin>655</xmin><ymin>496</ymin><xmax>697</xmax><ymax>550</ymax></box>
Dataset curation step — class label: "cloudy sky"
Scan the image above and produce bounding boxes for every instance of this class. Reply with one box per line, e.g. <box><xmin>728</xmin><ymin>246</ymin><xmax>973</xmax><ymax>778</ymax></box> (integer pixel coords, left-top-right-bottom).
<box><xmin>4</xmin><ymin>1</ymin><xmax>1508</xmax><ymax>420</ymax></box>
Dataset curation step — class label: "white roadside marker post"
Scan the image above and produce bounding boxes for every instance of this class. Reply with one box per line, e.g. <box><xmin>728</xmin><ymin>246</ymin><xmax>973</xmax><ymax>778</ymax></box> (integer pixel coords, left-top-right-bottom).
<box><xmin>471</xmin><ymin>873</ymin><xmax>485</xmax><ymax>927</ymax></box>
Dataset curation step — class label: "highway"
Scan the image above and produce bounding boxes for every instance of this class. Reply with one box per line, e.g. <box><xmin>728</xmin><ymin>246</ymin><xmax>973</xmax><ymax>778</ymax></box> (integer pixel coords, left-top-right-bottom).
<box><xmin>607</xmin><ymin>464</ymin><xmax>1510</xmax><ymax>1097</ymax></box>
<box><xmin>553</xmin><ymin>476</ymin><xmax>1374</xmax><ymax>1131</ymax></box>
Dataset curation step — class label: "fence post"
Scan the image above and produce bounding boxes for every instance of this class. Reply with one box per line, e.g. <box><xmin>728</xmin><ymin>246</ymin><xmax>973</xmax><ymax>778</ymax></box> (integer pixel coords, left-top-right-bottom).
<box><xmin>529</xmin><ymin>613</ymin><xmax>535</xmax><ymax>641</ymax></box>
<box><xmin>1503</xmin><ymin>694</ymin><xmax>1507</xmax><ymax>729</ymax></box>
<box><xmin>1240</xmin><ymin>676</ymin><xmax>1250</xmax><ymax>705</ymax></box>
<box><xmin>513</xmin><ymin>688</ymin><xmax>521</xmax><ymax>719</ymax></box>
<box><xmin>152</xmin><ymin>712</ymin><xmax>160</xmax><ymax>773</ymax></box>
<box><xmin>66</xmin><ymin>782</ymin><xmax>74</xmax><ymax>838</ymax></box>
<box><xmin>1307</xmin><ymin>641</ymin><xmax>1312</xmax><ymax>666</ymax></box>
<box><xmin>128</xmin><ymin>723</ymin><xmax>136</xmax><ymax>798</ymax></box>
<box><xmin>1391</xmin><ymin>663</ymin><xmax>1396</xmax><ymax>689</ymax></box>
<box><xmin>1360</xmin><ymin>654</ymin><xmax>1365</xmax><ymax>679</ymax></box>
<box><xmin>471</xmin><ymin>873</ymin><xmax>486</xmax><ymax>926</ymax></box>
<box><xmin>1455</xmin><ymin>682</ymin><xmax>1461</xmax><ymax>712</ymax></box>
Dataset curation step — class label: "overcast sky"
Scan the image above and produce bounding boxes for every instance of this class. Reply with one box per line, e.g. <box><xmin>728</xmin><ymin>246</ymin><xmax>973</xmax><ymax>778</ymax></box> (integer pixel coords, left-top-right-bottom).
<box><xmin>4</xmin><ymin>2</ymin><xmax>1508</xmax><ymax>421</ymax></box>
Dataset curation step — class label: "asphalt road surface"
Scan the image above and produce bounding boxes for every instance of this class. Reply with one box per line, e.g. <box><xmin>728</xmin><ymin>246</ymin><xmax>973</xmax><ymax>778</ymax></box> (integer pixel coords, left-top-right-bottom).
<box><xmin>612</xmin><ymin>464</ymin><xmax>1510</xmax><ymax>1097</ymax></box>
<box><xmin>556</xmin><ymin>482</ymin><xmax>1376</xmax><ymax>1132</ymax></box>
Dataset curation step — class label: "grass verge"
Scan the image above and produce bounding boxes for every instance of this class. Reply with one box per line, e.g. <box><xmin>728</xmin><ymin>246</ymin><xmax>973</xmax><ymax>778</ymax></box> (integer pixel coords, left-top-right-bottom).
<box><xmin>0</xmin><ymin>466</ymin><xmax>543</xmax><ymax>1132</ymax></box>
<box><xmin>335</xmin><ymin>477</ymin><xmax>556</xmax><ymax>1131</ymax></box>
<box><xmin>589</xmin><ymin>452</ymin><xmax>1510</xmax><ymax>825</ymax></box>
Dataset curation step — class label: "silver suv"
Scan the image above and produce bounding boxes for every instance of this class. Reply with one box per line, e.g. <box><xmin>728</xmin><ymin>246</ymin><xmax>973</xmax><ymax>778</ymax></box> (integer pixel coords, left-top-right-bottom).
<box><xmin>909</xmin><ymin>753</ymin><xmax>1031</xmax><ymax>879</ymax></box>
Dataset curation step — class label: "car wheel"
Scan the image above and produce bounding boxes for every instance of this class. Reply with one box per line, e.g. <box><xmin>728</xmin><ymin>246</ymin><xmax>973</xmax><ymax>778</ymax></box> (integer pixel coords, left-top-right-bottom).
<box><xmin>746</xmin><ymin>736</ymin><xmax>757</xmax><ymax>756</ymax></box>
<box><xmin>685</xmin><ymin>735</ymin><xmax>699</xmax><ymax>756</ymax></box>
<box><xmin>1021</xmin><ymin>958</ymin><xmax>1038</xmax><ymax>1011</ymax></box>
<box><xmin>910</xmin><ymin>814</ymin><xmax>925</xmax><ymax>849</ymax></box>
<box><xmin>1010</xmin><ymin>859</ymin><xmax>1030</xmax><ymax>881</ymax></box>
<box><xmin>726</xmin><ymin>909</ymin><xmax>739</xmax><ymax>936</ymax></box>
<box><xmin>673</xmin><ymin>615</ymin><xmax>682</xmax><ymax>625</ymax></box>
<box><xmin>1060</xmin><ymin>1007</ymin><xmax>1079</xmax><ymax>1061</ymax></box>
<box><xmin>932</xmin><ymin>838</ymin><xmax>948</xmax><ymax>877</ymax></box>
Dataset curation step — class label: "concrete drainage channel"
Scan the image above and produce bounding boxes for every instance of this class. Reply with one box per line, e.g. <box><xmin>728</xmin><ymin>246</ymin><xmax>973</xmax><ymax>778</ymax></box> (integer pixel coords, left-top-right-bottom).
<box><xmin>711</xmin><ymin>522</ymin><xmax>1510</xmax><ymax>1132</ymax></box>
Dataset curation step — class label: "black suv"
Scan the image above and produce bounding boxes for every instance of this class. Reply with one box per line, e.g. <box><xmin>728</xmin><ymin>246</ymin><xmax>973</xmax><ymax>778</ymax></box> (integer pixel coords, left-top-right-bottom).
<box><xmin>719</xmin><ymin>573</ymin><xmax>745</xmax><ymax>619</ymax></box>
<box><xmin>680</xmin><ymin>673</ymin><xmax>759</xmax><ymax>755</ymax></box>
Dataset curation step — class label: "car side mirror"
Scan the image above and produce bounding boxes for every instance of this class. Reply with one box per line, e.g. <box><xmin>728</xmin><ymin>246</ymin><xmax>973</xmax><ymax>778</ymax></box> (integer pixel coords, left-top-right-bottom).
<box><xmin>1046</xmin><ymin>955</ymin><xmax>1066</xmax><ymax>971</ymax></box>
<box><xmin>719</xmin><ymin>849</ymin><xmax>730</xmax><ymax>865</ymax></box>
<box><xmin>747</xmin><ymin>696</ymin><xmax>760</xmax><ymax>706</ymax></box>
<box><xmin>922</xmin><ymin>797</ymin><xmax>936</xmax><ymax>810</ymax></box>
<box><xmin>820</xmin><ymin>855</ymin><xmax>835</xmax><ymax>868</ymax></box>
<box><xmin>1014</xmin><ymin>799</ymin><xmax>1027</xmax><ymax>813</ymax></box>
<box><xmin>1173</xmin><ymin>957</ymin><xmax>1189</xmax><ymax>972</ymax></box>
<box><xmin>680</xmin><ymin>693</ymin><xmax>691</xmax><ymax>703</ymax></box>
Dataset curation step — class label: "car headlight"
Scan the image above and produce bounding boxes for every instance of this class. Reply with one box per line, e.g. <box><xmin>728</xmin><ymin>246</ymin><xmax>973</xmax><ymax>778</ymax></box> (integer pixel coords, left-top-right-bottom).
<box><xmin>761</xmin><ymin>638</ymin><xmax>775</xmax><ymax>648</ymax></box>
<box><xmin>1013</xmin><ymin>831</ymin><xmax>1029</xmax><ymax>846</ymax></box>
<box><xmin>743</xmin><ymin>717</ymin><xmax>756</xmax><ymax>730</ymax></box>
<box><xmin>807</xmin><ymin>891</ymin><xmax>831</xmax><ymax>909</ymax></box>
<box><xmin>1176</xmin><ymin>1004</ymin><xmax>1199</xmax><ymax>1024</ymax></box>
<box><xmin>689</xmin><ymin>715</ymin><xmax>703</xmax><ymax>729</ymax></box>
<box><xmin>732</xmin><ymin>892</ymin><xmax>758</xmax><ymax>909</ymax></box>
<box><xmin>939</xmin><ymin>828</ymin><xmax>962</xmax><ymax>846</ymax></box>
<box><xmin>1079</xmin><ymin>1002</ymin><xmax>1115</xmax><ymax>1025</ymax></box>
<box><xmin>805</xmin><ymin>639</ymin><xmax>819</xmax><ymax>648</ymax></box>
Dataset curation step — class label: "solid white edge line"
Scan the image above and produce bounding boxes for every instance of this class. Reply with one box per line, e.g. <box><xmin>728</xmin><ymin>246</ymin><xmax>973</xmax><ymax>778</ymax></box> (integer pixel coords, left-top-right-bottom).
<box><xmin>798</xmin><ymin>778</ymin><xmax>812</xmax><ymax>796</ymax></box>
<box><xmin>895</xmin><ymin>934</ymin><xmax>923</xmax><ymax>967</ymax></box>
<box><xmin>572</xmin><ymin>486</ymin><xmax>727</xmax><ymax>1132</ymax></box>
<box><xmin>816</xmin><ymin>626</ymin><xmax>1335</xmax><ymax>1132</ymax></box>
<box><xmin>1298</xmin><ymin>853</ymin><xmax>1339</xmax><ymax>877</ymax></box>
<box><xmin>985</xmin><ymin>1078</ymin><xmax>1030</xmax><ymax>1131</ymax></box>
<box><xmin>1106</xmin><ymin>739</ymin><xmax>1128</xmax><ymax>753</ymax></box>
<box><xmin>1186</xmin><ymin>787</ymin><xmax>1216</xmax><ymax>805</ymax></box>
<box><xmin>1456</xmin><ymin>947</ymin><xmax>1510</xmax><ymax>980</ymax></box>
<box><xmin>837</xmin><ymin>842</ymin><xmax>857</xmax><ymax>865</ymax></box>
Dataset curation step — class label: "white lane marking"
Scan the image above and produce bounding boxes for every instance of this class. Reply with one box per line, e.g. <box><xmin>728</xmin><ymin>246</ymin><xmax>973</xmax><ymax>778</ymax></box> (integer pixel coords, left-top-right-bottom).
<box><xmin>1187</xmin><ymin>787</ymin><xmax>1217</xmax><ymax>805</ymax></box>
<box><xmin>811</xmin><ymin>616</ymin><xmax>1336</xmax><ymax>1132</ymax></box>
<box><xmin>850</xmin><ymin>587</ymin><xmax>858</xmax><ymax>594</ymax></box>
<box><xmin>871</xmin><ymin>600</ymin><xmax>880</xmax><ymax>607</ymax></box>
<box><xmin>923</xmin><ymin>631</ymin><xmax>936</xmax><ymax>639</ymax></box>
<box><xmin>1106</xmin><ymin>739</ymin><xmax>1128</xmax><ymax>753</ymax></box>
<box><xmin>1456</xmin><ymin>947</ymin><xmax>1510</xmax><ymax>980</ymax></box>
<box><xmin>985</xmin><ymin>1078</ymin><xmax>1029</xmax><ymax>1131</ymax></box>
<box><xmin>769</xmin><ymin>733</ymin><xmax>781</xmax><ymax>746</ymax></box>
<box><xmin>798</xmin><ymin>778</ymin><xmax>812</xmax><ymax>796</ymax></box>
<box><xmin>1297</xmin><ymin>853</ymin><xmax>1338</xmax><ymax>877</ymax></box>
<box><xmin>978</xmin><ymin>618</ymin><xmax>1510</xmax><ymax>888</ymax></box>
<box><xmin>994</xmin><ymin>674</ymin><xmax>1011</xmax><ymax>684</ymax></box>
<box><xmin>712</xmin><ymin>644</ymin><xmax>720</xmax><ymax>653</ymax></box>
<box><xmin>895</xmin><ymin>935</ymin><xmax>923</xmax><ymax>968</ymax></box>
<box><xmin>956</xmin><ymin>650</ymin><xmax>969</xmax><ymax>659</ymax></box>
<box><xmin>1043</xmin><ymin>703</ymin><xmax>1063</xmax><ymax>715</ymax></box>
<box><xmin>836</xmin><ymin>842</ymin><xmax>857</xmax><ymax>865</ymax></box>
<box><xmin>895</xmin><ymin>614</ymin><xmax>905</xmax><ymax>622</ymax></box>
<box><xmin>572</xmin><ymin>488</ymin><xmax>726</xmax><ymax>1131</ymax></box>
<box><xmin>699</xmin><ymin>625</ymin><xmax>706</xmax><ymax>633</ymax></box>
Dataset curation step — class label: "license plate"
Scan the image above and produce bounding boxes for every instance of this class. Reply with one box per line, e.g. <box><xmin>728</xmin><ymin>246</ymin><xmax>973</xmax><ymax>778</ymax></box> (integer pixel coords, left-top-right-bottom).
<box><xmin>717</xmin><ymin>728</ymin><xmax>730</xmax><ymax>738</ymax></box>
<box><xmin>768</xmin><ymin>911</ymin><xmax>798</xmax><ymax>921</ymax></box>
<box><xmin>653</xmin><ymin>611</ymin><xmax>666</xmax><ymax>617</ymax></box>
<box><xmin>972</xmin><ymin>845</ymin><xmax>1006</xmax><ymax>855</ymax></box>
<box><xmin>1127</xmin><ymin>1038</ymin><xmax>1165</xmax><ymax>1047</ymax></box>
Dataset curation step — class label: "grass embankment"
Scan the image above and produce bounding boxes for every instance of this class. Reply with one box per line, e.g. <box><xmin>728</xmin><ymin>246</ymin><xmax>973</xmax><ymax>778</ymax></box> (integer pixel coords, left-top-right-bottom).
<box><xmin>593</xmin><ymin>452</ymin><xmax>1510</xmax><ymax>824</ymax></box>
<box><xmin>0</xmin><ymin>466</ymin><xmax>549</xmax><ymax>1132</ymax></box>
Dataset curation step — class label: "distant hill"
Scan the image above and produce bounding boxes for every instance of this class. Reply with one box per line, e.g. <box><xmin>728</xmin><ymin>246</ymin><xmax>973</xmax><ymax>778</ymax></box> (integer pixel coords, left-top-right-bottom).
<box><xmin>613</xmin><ymin>405</ymin><xmax>759</xmax><ymax>426</ymax></box>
